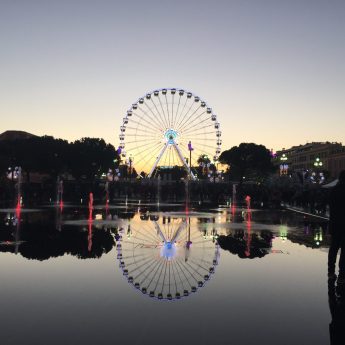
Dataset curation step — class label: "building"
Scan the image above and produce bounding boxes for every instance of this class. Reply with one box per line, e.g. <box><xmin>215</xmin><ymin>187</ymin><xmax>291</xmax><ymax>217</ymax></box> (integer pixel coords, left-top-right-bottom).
<box><xmin>328</xmin><ymin>148</ymin><xmax>345</xmax><ymax>179</ymax></box>
<box><xmin>274</xmin><ymin>142</ymin><xmax>344</xmax><ymax>179</ymax></box>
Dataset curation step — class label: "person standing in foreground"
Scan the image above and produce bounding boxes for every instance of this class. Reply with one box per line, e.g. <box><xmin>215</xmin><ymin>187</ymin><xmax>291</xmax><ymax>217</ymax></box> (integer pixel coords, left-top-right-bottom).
<box><xmin>328</xmin><ymin>170</ymin><xmax>345</xmax><ymax>285</ymax></box>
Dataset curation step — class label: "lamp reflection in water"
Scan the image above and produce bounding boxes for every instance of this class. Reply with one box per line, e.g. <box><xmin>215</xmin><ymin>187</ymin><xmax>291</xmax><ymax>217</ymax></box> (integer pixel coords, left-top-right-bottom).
<box><xmin>56</xmin><ymin>177</ymin><xmax>64</xmax><ymax>210</ymax></box>
<box><xmin>245</xmin><ymin>195</ymin><xmax>252</xmax><ymax>257</ymax></box>
<box><xmin>2</xmin><ymin>206</ymin><xmax>22</xmax><ymax>254</ymax></box>
<box><xmin>88</xmin><ymin>193</ymin><xmax>94</xmax><ymax>252</ymax></box>
<box><xmin>116</xmin><ymin>216</ymin><xmax>219</xmax><ymax>301</ymax></box>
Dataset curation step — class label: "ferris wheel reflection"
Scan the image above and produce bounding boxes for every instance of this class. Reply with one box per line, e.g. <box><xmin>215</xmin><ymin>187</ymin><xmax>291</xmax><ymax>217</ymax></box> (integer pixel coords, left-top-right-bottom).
<box><xmin>116</xmin><ymin>216</ymin><xmax>220</xmax><ymax>301</ymax></box>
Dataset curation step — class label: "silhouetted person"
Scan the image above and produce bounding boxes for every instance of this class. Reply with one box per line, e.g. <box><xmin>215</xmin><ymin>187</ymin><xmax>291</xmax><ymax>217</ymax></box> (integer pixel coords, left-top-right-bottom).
<box><xmin>328</xmin><ymin>278</ymin><xmax>345</xmax><ymax>344</ymax></box>
<box><xmin>328</xmin><ymin>170</ymin><xmax>345</xmax><ymax>284</ymax></box>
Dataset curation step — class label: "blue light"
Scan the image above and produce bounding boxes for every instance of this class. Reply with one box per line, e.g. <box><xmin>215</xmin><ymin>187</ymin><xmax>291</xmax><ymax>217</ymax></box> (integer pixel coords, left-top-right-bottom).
<box><xmin>165</xmin><ymin>129</ymin><xmax>178</xmax><ymax>144</ymax></box>
<box><xmin>161</xmin><ymin>241</ymin><xmax>176</xmax><ymax>259</ymax></box>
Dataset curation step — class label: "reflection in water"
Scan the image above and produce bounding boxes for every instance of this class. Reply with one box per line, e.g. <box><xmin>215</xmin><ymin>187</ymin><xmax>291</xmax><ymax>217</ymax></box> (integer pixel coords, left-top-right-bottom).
<box><xmin>217</xmin><ymin>230</ymin><xmax>274</xmax><ymax>259</ymax></box>
<box><xmin>117</xmin><ymin>217</ymin><xmax>219</xmax><ymax>300</ymax></box>
<box><xmin>0</xmin><ymin>209</ymin><xmax>115</xmax><ymax>260</ymax></box>
<box><xmin>0</xmin><ymin>204</ymin><xmax>335</xmax><ymax>345</ymax></box>
<box><xmin>56</xmin><ymin>177</ymin><xmax>64</xmax><ymax>210</ymax></box>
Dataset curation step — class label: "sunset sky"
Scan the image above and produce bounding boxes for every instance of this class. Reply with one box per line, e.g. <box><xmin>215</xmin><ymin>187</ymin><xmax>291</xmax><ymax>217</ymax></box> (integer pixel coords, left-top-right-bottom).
<box><xmin>1</xmin><ymin>0</ymin><xmax>344</xmax><ymax>154</ymax></box>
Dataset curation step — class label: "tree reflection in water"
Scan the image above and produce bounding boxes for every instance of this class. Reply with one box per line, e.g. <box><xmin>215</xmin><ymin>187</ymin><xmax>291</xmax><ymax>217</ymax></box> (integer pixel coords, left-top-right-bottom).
<box><xmin>0</xmin><ymin>210</ymin><xmax>116</xmax><ymax>260</ymax></box>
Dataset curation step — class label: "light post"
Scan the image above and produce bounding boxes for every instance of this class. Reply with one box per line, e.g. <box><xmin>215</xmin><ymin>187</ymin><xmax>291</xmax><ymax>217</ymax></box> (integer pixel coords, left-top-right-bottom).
<box><xmin>280</xmin><ymin>154</ymin><xmax>288</xmax><ymax>176</ymax></box>
<box><xmin>128</xmin><ymin>155</ymin><xmax>133</xmax><ymax>182</ymax></box>
<box><xmin>188</xmin><ymin>141</ymin><xmax>193</xmax><ymax>179</ymax></box>
<box><xmin>313</xmin><ymin>157</ymin><xmax>323</xmax><ymax>169</ymax></box>
<box><xmin>311</xmin><ymin>157</ymin><xmax>324</xmax><ymax>184</ymax></box>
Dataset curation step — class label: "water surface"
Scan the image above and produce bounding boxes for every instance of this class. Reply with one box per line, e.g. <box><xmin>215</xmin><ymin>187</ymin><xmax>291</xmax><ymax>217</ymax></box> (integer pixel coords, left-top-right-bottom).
<box><xmin>0</xmin><ymin>203</ymin><xmax>335</xmax><ymax>345</ymax></box>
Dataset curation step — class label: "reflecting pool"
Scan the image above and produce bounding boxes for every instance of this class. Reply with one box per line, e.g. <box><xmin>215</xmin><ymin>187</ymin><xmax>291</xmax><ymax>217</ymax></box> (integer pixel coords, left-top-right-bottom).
<box><xmin>0</xmin><ymin>202</ymin><xmax>340</xmax><ymax>345</ymax></box>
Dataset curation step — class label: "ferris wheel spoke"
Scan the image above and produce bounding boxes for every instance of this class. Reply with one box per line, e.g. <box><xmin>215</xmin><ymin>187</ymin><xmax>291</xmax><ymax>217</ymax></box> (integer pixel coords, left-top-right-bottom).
<box><xmin>157</xmin><ymin>95</ymin><xmax>170</xmax><ymax>130</ymax></box>
<box><xmin>171</xmin><ymin>94</ymin><xmax>175</xmax><ymax>129</ymax></box>
<box><xmin>160</xmin><ymin>260</ymin><xmax>169</xmax><ymax>293</ymax></box>
<box><xmin>131</xmin><ymin>256</ymin><xmax>160</xmax><ymax>279</ymax></box>
<box><xmin>125</xmin><ymin>133</ymin><xmax>161</xmax><ymax>139</ymax></box>
<box><xmin>136</xmin><ymin>225</ymin><xmax>161</xmax><ymax>242</ymax></box>
<box><xmin>136</xmin><ymin>106</ymin><xmax>165</xmax><ymax>132</ymax></box>
<box><xmin>131</xmin><ymin>140</ymin><xmax>162</xmax><ymax>157</ymax></box>
<box><xmin>186</xmin><ymin>130</ymin><xmax>218</xmax><ymax>137</ymax></box>
<box><xmin>142</xmin><ymin>101</ymin><xmax>166</xmax><ymax>131</ymax></box>
<box><xmin>132</xmin><ymin>144</ymin><xmax>163</xmax><ymax>169</ymax></box>
<box><xmin>120</xmin><ymin>254</ymin><xmax>152</xmax><ymax>265</ymax></box>
<box><xmin>128</xmin><ymin>252</ymin><xmax>155</xmax><ymax>275</ymax></box>
<box><xmin>127</xmin><ymin>118</ymin><xmax>161</xmax><ymax>136</ymax></box>
<box><xmin>130</xmin><ymin>231</ymin><xmax>161</xmax><ymax>245</ymax></box>
<box><xmin>124</xmin><ymin>137</ymin><xmax>160</xmax><ymax>145</ymax></box>
<box><xmin>171</xmin><ymin>259</ymin><xmax>186</xmax><ymax>291</ymax></box>
<box><xmin>179</xmin><ymin>140</ymin><xmax>217</xmax><ymax>152</ymax></box>
<box><xmin>132</xmin><ymin>256</ymin><xmax>160</xmax><ymax>279</ymax></box>
<box><xmin>180</xmin><ymin>123</ymin><xmax>215</xmax><ymax>136</ymax></box>
<box><xmin>177</xmin><ymin>105</ymin><xmax>203</xmax><ymax>133</ymax></box>
<box><xmin>126</xmin><ymin>140</ymin><xmax>160</xmax><ymax>156</ymax></box>
<box><xmin>174</xmin><ymin>96</ymin><xmax>189</xmax><ymax>131</ymax></box>
<box><xmin>182</xmin><ymin>259</ymin><xmax>205</xmax><ymax>279</ymax></box>
<box><xmin>178</xmin><ymin>110</ymin><xmax>210</xmax><ymax>133</ymax></box>
<box><xmin>149</xmin><ymin>97</ymin><xmax>169</xmax><ymax>130</ymax></box>
<box><xmin>179</xmin><ymin>139</ymin><xmax>217</xmax><ymax>151</ymax></box>
<box><xmin>171</xmin><ymin>94</ymin><xmax>182</xmax><ymax>129</ymax></box>
<box><xmin>186</xmin><ymin>257</ymin><xmax>211</xmax><ymax>272</ymax></box>
<box><xmin>175</xmin><ymin>100</ymin><xmax>197</xmax><ymax>130</ymax></box>
<box><xmin>164</xmin><ymin>94</ymin><xmax>171</xmax><ymax>128</ymax></box>
<box><xmin>135</xmin><ymin>257</ymin><xmax>161</xmax><ymax>283</ymax></box>
<box><xmin>132</xmin><ymin>110</ymin><xmax>163</xmax><ymax>133</ymax></box>
<box><xmin>179</xmin><ymin>112</ymin><xmax>212</xmax><ymax>134</ymax></box>
<box><xmin>174</xmin><ymin>260</ymin><xmax>194</xmax><ymax>289</ymax></box>
<box><xmin>134</xmin><ymin>142</ymin><xmax>165</xmax><ymax>168</ymax></box>
<box><xmin>139</xmin><ymin>259</ymin><xmax>164</xmax><ymax>286</ymax></box>
<box><xmin>175</xmin><ymin>257</ymin><xmax>199</xmax><ymax>283</ymax></box>
<box><xmin>153</xmin><ymin>259</ymin><xmax>167</xmax><ymax>293</ymax></box>
<box><xmin>123</xmin><ymin>248</ymin><xmax>152</xmax><ymax>268</ymax></box>
<box><xmin>144</xmin><ymin>260</ymin><xmax>165</xmax><ymax>291</ymax></box>
<box><xmin>170</xmin><ymin>261</ymin><xmax>179</xmax><ymax>294</ymax></box>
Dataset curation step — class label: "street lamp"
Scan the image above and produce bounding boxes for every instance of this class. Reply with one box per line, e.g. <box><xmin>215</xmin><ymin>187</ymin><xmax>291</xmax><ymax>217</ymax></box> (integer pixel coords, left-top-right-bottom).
<box><xmin>280</xmin><ymin>154</ymin><xmax>288</xmax><ymax>175</ymax></box>
<box><xmin>7</xmin><ymin>166</ymin><xmax>21</xmax><ymax>181</ymax></box>
<box><xmin>313</xmin><ymin>157</ymin><xmax>323</xmax><ymax>168</ymax></box>
<box><xmin>188</xmin><ymin>141</ymin><xmax>193</xmax><ymax>177</ymax></box>
<box><xmin>311</xmin><ymin>157</ymin><xmax>324</xmax><ymax>184</ymax></box>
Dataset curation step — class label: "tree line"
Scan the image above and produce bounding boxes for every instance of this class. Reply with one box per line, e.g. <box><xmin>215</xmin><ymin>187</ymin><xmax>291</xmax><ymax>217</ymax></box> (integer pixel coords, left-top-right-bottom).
<box><xmin>0</xmin><ymin>136</ymin><xmax>119</xmax><ymax>182</ymax></box>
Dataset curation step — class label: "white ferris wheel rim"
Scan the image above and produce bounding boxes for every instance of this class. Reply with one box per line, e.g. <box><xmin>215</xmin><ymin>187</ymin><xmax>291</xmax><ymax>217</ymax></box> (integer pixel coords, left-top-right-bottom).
<box><xmin>118</xmin><ymin>88</ymin><xmax>222</xmax><ymax>178</ymax></box>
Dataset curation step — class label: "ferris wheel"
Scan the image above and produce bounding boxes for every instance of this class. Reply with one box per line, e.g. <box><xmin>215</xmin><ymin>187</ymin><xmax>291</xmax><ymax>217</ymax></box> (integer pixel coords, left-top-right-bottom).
<box><xmin>116</xmin><ymin>217</ymin><xmax>220</xmax><ymax>301</ymax></box>
<box><xmin>118</xmin><ymin>88</ymin><xmax>222</xmax><ymax>179</ymax></box>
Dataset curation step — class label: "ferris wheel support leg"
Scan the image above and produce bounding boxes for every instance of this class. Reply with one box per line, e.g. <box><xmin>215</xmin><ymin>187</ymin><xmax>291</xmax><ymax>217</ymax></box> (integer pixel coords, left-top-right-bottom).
<box><xmin>154</xmin><ymin>221</ymin><xmax>167</xmax><ymax>243</ymax></box>
<box><xmin>171</xmin><ymin>221</ymin><xmax>186</xmax><ymax>243</ymax></box>
<box><xmin>147</xmin><ymin>143</ymin><xmax>169</xmax><ymax>178</ymax></box>
<box><xmin>173</xmin><ymin>142</ymin><xmax>197</xmax><ymax>181</ymax></box>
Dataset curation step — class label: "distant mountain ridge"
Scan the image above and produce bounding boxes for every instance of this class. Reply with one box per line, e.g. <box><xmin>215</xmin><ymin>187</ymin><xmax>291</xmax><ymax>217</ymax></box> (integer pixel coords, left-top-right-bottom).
<box><xmin>0</xmin><ymin>130</ymin><xmax>37</xmax><ymax>141</ymax></box>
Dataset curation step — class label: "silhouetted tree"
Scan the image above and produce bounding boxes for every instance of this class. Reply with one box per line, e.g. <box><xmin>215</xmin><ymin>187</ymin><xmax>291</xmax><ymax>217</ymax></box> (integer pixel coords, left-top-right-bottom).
<box><xmin>70</xmin><ymin>137</ymin><xmax>117</xmax><ymax>180</ymax></box>
<box><xmin>219</xmin><ymin>143</ymin><xmax>274</xmax><ymax>183</ymax></box>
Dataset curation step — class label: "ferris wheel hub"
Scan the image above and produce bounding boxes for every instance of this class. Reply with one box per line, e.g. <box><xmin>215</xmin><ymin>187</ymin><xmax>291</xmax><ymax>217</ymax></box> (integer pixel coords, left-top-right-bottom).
<box><xmin>164</xmin><ymin>129</ymin><xmax>178</xmax><ymax>144</ymax></box>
